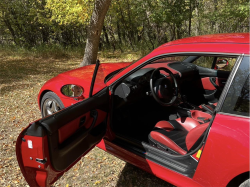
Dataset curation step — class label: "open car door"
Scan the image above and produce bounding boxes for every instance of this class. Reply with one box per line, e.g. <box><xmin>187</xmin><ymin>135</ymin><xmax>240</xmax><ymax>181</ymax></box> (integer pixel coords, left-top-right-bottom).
<box><xmin>16</xmin><ymin>62</ymin><xmax>109</xmax><ymax>187</ymax></box>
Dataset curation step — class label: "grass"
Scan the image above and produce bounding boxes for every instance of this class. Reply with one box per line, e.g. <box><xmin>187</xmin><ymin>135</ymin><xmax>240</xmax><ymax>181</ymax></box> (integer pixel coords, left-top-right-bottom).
<box><xmin>0</xmin><ymin>47</ymin><xmax>173</xmax><ymax>187</ymax></box>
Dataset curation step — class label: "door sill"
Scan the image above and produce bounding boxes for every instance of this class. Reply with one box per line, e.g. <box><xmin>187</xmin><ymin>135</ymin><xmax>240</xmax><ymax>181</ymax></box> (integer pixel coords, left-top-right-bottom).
<box><xmin>112</xmin><ymin>134</ymin><xmax>198</xmax><ymax>178</ymax></box>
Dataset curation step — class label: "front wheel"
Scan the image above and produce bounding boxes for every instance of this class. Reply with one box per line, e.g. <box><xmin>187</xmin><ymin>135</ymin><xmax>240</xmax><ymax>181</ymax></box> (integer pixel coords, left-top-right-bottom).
<box><xmin>41</xmin><ymin>91</ymin><xmax>64</xmax><ymax>117</ymax></box>
<box><xmin>239</xmin><ymin>179</ymin><xmax>250</xmax><ymax>187</ymax></box>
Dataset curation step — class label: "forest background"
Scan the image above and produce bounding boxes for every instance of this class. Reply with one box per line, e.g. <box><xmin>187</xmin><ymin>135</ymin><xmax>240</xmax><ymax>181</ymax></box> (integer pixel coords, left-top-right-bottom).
<box><xmin>0</xmin><ymin>0</ymin><xmax>249</xmax><ymax>59</ymax></box>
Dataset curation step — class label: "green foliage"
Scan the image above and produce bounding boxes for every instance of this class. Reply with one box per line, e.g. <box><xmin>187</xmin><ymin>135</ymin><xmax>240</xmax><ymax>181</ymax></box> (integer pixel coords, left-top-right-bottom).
<box><xmin>45</xmin><ymin>0</ymin><xmax>93</xmax><ymax>25</ymax></box>
<box><xmin>0</xmin><ymin>0</ymin><xmax>249</xmax><ymax>50</ymax></box>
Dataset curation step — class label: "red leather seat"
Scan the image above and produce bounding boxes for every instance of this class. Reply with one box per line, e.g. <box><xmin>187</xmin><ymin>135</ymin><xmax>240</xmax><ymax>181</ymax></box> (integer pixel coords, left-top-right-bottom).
<box><xmin>149</xmin><ymin>117</ymin><xmax>209</xmax><ymax>155</ymax></box>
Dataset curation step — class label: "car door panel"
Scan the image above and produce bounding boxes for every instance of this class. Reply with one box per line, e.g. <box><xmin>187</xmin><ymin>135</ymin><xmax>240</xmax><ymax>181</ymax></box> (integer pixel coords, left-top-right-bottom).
<box><xmin>58</xmin><ymin>109</ymin><xmax>106</xmax><ymax>144</ymax></box>
<box><xmin>192</xmin><ymin>67</ymin><xmax>230</xmax><ymax>103</ymax></box>
<box><xmin>16</xmin><ymin>87</ymin><xmax>109</xmax><ymax>186</ymax></box>
<box><xmin>199</xmin><ymin>77</ymin><xmax>227</xmax><ymax>91</ymax></box>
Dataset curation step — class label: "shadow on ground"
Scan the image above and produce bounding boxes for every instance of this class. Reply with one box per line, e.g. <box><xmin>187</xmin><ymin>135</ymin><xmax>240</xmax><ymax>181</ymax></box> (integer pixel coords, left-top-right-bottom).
<box><xmin>0</xmin><ymin>56</ymin><xmax>79</xmax><ymax>95</ymax></box>
<box><xmin>116</xmin><ymin>163</ymin><xmax>175</xmax><ymax>187</ymax></box>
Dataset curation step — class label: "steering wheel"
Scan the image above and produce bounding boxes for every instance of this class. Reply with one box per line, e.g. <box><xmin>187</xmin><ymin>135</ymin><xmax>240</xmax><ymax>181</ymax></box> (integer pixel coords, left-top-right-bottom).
<box><xmin>150</xmin><ymin>67</ymin><xmax>178</xmax><ymax>106</ymax></box>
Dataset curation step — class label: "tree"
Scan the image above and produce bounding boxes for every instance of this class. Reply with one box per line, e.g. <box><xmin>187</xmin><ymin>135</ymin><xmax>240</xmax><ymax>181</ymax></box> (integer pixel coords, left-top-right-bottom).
<box><xmin>80</xmin><ymin>0</ymin><xmax>111</xmax><ymax>66</ymax></box>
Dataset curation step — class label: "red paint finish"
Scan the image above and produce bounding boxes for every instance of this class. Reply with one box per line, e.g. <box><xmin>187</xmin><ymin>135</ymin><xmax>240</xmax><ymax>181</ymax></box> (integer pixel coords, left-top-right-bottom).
<box><xmin>97</xmin><ymin>139</ymin><xmax>202</xmax><ymax>187</ymax></box>
<box><xmin>193</xmin><ymin>113</ymin><xmax>249</xmax><ymax>187</ymax></box>
<box><xmin>21</xmin><ymin>135</ymin><xmax>47</xmax><ymax>170</ymax></box>
<box><xmin>38</xmin><ymin>62</ymin><xmax>131</xmax><ymax>108</ymax></box>
<box><xmin>36</xmin><ymin>171</ymin><xmax>47</xmax><ymax>187</ymax></box>
<box><xmin>16</xmin><ymin>126</ymin><xmax>63</xmax><ymax>187</ymax></box>
<box><xmin>146</xmin><ymin>159</ymin><xmax>202</xmax><ymax>187</ymax></box>
<box><xmin>160</xmin><ymin>33</ymin><xmax>249</xmax><ymax>47</ymax></box>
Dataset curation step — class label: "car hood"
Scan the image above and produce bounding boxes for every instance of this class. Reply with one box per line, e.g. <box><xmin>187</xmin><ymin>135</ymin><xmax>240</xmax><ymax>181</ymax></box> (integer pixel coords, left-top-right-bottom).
<box><xmin>38</xmin><ymin>62</ymin><xmax>131</xmax><ymax>107</ymax></box>
<box><xmin>58</xmin><ymin>62</ymin><xmax>131</xmax><ymax>82</ymax></box>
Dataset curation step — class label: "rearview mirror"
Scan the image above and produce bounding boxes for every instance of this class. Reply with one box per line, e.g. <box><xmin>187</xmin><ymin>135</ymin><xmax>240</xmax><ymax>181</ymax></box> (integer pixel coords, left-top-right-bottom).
<box><xmin>214</xmin><ymin>59</ymin><xmax>229</xmax><ymax>70</ymax></box>
<box><xmin>61</xmin><ymin>84</ymin><xmax>84</xmax><ymax>97</ymax></box>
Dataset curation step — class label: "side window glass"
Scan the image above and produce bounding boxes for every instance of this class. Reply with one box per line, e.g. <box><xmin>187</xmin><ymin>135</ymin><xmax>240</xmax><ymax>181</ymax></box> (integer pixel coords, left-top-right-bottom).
<box><xmin>233</xmin><ymin>75</ymin><xmax>249</xmax><ymax>114</ymax></box>
<box><xmin>193</xmin><ymin>56</ymin><xmax>214</xmax><ymax>68</ymax></box>
<box><xmin>220</xmin><ymin>56</ymin><xmax>250</xmax><ymax>117</ymax></box>
<box><xmin>193</xmin><ymin>56</ymin><xmax>237</xmax><ymax>70</ymax></box>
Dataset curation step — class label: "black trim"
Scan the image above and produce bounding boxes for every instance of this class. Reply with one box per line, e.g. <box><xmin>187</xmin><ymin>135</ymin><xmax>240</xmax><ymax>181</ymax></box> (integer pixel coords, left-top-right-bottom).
<box><xmin>142</xmin><ymin>142</ymin><xmax>198</xmax><ymax>178</ymax></box>
<box><xmin>112</xmin><ymin>138</ymin><xmax>198</xmax><ymax>178</ymax></box>
<box><xmin>104</xmin><ymin>67</ymin><xmax>125</xmax><ymax>83</ymax></box>
<box><xmin>89</xmin><ymin>59</ymin><xmax>100</xmax><ymax>97</ymax></box>
<box><xmin>209</xmin><ymin>77</ymin><xmax>221</xmax><ymax>91</ymax></box>
<box><xmin>211</xmin><ymin>57</ymin><xmax>218</xmax><ymax>69</ymax></box>
<box><xmin>216</xmin><ymin>55</ymin><xmax>244</xmax><ymax>112</ymax></box>
<box><xmin>25</xmin><ymin>122</ymin><xmax>46</xmax><ymax>137</ymax></box>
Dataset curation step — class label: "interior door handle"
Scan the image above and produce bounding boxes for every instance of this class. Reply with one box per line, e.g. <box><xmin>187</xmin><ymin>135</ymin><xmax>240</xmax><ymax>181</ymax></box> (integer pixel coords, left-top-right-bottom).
<box><xmin>86</xmin><ymin>110</ymin><xmax>98</xmax><ymax>132</ymax></box>
<box><xmin>209</xmin><ymin>77</ymin><xmax>222</xmax><ymax>91</ymax></box>
<box><xmin>79</xmin><ymin>116</ymin><xmax>86</xmax><ymax>127</ymax></box>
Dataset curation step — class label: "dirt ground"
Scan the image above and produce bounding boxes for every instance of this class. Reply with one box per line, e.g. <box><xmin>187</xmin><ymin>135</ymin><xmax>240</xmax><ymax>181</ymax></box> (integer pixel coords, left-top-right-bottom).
<box><xmin>0</xmin><ymin>52</ymin><xmax>174</xmax><ymax>186</ymax></box>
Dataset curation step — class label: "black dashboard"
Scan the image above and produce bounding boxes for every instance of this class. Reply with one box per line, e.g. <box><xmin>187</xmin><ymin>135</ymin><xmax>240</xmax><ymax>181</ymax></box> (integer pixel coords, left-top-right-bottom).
<box><xmin>114</xmin><ymin>62</ymin><xmax>199</xmax><ymax>100</ymax></box>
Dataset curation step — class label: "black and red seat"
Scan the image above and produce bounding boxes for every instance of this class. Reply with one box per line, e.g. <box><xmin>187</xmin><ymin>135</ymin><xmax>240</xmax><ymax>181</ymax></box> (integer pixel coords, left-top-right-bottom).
<box><xmin>148</xmin><ymin>117</ymin><xmax>209</xmax><ymax>155</ymax></box>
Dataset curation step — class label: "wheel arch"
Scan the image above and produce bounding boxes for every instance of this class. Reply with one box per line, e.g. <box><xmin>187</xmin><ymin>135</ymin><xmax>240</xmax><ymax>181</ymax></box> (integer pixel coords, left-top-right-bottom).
<box><xmin>227</xmin><ymin>171</ymin><xmax>249</xmax><ymax>187</ymax></box>
<box><xmin>38</xmin><ymin>90</ymin><xmax>52</xmax><ymax>110</ymax></box>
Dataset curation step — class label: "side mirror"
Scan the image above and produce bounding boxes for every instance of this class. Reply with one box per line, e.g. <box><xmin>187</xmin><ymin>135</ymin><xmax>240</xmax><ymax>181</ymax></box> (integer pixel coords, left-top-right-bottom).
<box><xmin>61</xmin><ymin>84</ymin><xmax>84</xmax><ymax>98</ymax></box>
<box><xmin>214</xmin><ymin>59</ymin><xmax>229</xmax><ymax>70</ymax></box>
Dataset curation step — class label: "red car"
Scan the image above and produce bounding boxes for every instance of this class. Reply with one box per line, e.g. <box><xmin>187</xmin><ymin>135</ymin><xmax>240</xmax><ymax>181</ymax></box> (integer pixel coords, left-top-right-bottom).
<box><xmin>16</xmin><ymin>33</ymin><xmax>249</xmax><ymax>187</ymax></box>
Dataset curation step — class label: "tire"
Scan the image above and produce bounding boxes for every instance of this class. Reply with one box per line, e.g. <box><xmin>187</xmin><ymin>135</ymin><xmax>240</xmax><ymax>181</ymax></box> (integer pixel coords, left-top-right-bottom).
<box><xmin>41</xmin><ymin>91</ymin><xmax>65</xmax><ymax>118</ymax></box>
<box><xmin>239</xmin><ymin>179</ymin><xmax>250</xmax><ymax>187</ymax></box>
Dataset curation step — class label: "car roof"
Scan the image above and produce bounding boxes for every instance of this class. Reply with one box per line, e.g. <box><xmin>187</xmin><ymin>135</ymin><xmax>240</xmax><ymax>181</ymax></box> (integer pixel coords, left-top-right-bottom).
<box><xmin>158</xmin><ymin>33</ymin><xmax>249</xmax><ymax>47</ymax></box>
<box><xmin>150</xmin><ymin>33</ymin><xmax>250</xmax><ymax>56</ymax></box>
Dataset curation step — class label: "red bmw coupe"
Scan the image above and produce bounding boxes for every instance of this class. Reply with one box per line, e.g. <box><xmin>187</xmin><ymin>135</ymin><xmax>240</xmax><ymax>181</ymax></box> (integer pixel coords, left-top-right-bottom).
<box><xmin>16</xmin><ymin>33</ymin><xmax>250</xmax><ymax>187</ymax></box>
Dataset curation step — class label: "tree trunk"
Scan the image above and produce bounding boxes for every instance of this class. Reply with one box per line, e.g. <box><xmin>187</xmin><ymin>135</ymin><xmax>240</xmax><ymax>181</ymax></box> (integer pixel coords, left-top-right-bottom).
<box><xmin>80</xmin><ymin>0</ymin><xmax>111</xmax><ymax>67</ymax></box>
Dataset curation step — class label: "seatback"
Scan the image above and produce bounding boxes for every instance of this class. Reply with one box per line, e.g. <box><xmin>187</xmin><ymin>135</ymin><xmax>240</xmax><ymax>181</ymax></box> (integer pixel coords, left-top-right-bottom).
<box><xmin>185</xmin><ymin>122</ymin><xmax>209</xmax><ymax>150</ymax></box>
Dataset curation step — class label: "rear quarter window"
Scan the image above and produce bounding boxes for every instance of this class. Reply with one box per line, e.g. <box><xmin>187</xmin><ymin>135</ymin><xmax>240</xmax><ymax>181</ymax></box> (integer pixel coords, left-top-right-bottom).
<box><xmin>220</xmin><ymin>56</ymin><xmax>250</xmax><ymax>117</ymax></box>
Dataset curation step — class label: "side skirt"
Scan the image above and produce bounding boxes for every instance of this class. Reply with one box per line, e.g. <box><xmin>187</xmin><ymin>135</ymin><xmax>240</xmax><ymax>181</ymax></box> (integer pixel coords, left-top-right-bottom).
<box><xmin>112</xmin><ymin>137</ymin><xmax>198</xmax><ymax>178</ymax></box>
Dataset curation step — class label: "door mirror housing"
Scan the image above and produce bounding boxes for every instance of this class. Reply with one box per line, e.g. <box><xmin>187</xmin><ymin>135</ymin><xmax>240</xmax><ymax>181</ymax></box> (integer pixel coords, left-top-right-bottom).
<box><xmin>214</xmin><ymin>59</ymin><xmax>229</xmax><ymax>70</ymax></box>
<box><xmin>61</xmin><ymin>84</ymin><xmax>84</xmax><ymax>97</ymax></box>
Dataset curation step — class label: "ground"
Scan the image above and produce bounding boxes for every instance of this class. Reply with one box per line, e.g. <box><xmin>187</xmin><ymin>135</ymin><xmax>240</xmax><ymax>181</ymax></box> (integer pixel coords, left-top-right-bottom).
<box><xmin>0</xmin><ymin>50</ymin><xmax>174</xmax><ymax>186</ymax></box>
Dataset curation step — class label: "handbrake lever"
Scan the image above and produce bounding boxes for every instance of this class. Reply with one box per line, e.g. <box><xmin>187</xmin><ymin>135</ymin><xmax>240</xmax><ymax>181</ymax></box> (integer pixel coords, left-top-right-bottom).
<box><xmin>201</xmin><ymin>104</ymin><xmax>214</xmax><ymax>114</ymax></box>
